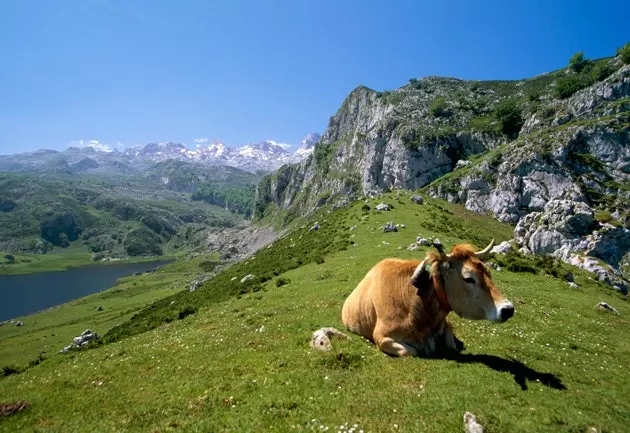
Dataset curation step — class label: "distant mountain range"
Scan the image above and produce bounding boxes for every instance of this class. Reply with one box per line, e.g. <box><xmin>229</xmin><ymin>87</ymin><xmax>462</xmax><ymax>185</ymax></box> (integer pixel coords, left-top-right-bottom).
<box><xmin>0</xmin><ymin>133</ymin><xmax>321</xmax><ymax>175</ymax></box>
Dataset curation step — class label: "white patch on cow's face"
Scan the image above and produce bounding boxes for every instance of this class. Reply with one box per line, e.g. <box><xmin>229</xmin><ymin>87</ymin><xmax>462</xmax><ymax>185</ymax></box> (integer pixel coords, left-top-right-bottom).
<box><xmin>443</xmin><ymin>260</ymin><xmax>513</xmax><ymax>323</ymax></box>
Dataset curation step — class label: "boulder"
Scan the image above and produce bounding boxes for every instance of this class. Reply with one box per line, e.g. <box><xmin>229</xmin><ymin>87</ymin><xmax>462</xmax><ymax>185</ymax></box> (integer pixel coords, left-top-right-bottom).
<box><xmin>375</xmin><ymin>203</ymin><xmax>390</xmax><ymax>211</ymax></box>
<box><xmin>15</xmin><ymin>321</ymin><xmax>24</xmax><ymax>327</ymax></box>
<box><xmin>383</xmin><ymin>221</ymin><xmax>398</xmax><ymax>233</ymax></box>
<box><xmin>240</xmin><ymin>274</ymin><xmax>254</xmax><ymax>283</ymax></box>
<box><xmin>309</xmin><ymin>222</ymin><xmax>320</xmax><ymax>232</ymax></box>
<box><xmin>464</xmin><ymin>412</ymin><xmax>484</xmax><ymax>433</ymax></box>
<box><xmin>416</xmin><ymin>237</ymin><xmax>430</xmax><ymax>246</ymax></box>
<box><xmin>596</xmin><ymin>302</ymin><xmax>619</xmax><ymax>315</ymax></box>
<box><xmin>455</xmin><ymin>160</ymin><xmax>473</xmax><ymax>170</ymax></box>
<box><xmin>310</xmin><ymin>327</ymin><xmax>350</xmax><ymax>352</ymax></box>
<box><xmin>410</xmin><ymin>195</ymin><xmax>424</xmax><ymax>204</ymax></box>
<box><xmin>490</xmin><ymin>241</ymin><xmax>513</xmax><ymax>255</ymax></box>
<box><xmin>59</xmin><ymin>329</ymin><xmax>100</xmax><ymax>353</ymax></box>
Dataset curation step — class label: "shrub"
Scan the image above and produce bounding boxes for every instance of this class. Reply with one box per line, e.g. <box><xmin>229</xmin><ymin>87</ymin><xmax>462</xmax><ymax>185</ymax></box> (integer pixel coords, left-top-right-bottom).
<box><xmin>494</xmin><ymin>99</ymin><xmax>523</xmax><ymax>139</ymax></box>
<box><xmin>591</xmin><ymin>62</ymin><xmax>615</xmax><ymax>82</ymax></box>
<box><xmin>178</xmin><ymin>306</ymin><xmax>197</xmax><ymax>320</ymax></box>
<box><xmin>2</xmin><ymin>365</ymin><xmax>20</xmax><ymax>377</ymax></box>
<box><xmin>428</xmin><ymin>97</ymin><xmax>448</xmax><ymax>117</ymax></box>
<box><xmin>275</xmin><ymin>277</ymin><xmax>291</xmax><ymax>287</ymax></box>
<box><xmin>4</xmin><ymin>254</ymin><xmax>15</xmax><ymax>264</ymax></box>
<box><xmin>617</xmin><ymin>42</ymin><xmax>630</xmax><ymax>64</ymax></box>
<box><xmin>569</xmin><ymin>51</ymin><xmax>587</xmax><ymax>72</ymax></box>
<box><xmin>199</xmin><ymin>260</ymin><xmax>219</xmax><ymax>272</ymax></box>
<box><xmin>555</xmin><ymin>75</ymin><xmax>585</xmax><ymax>99</ymax></box>
<box><xmin>361</xmin><ymin>204</ymin><xmax>371</xmax><ymax>211</ymax></box>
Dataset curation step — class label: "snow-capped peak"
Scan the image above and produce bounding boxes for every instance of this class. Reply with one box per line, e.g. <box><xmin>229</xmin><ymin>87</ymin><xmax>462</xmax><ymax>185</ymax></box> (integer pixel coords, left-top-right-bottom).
<box><xmin>295</xmin><ymin>132</ymin><xmax>321</xmax><ymax>156</ymax></box>
<box><xmin>70</xmin><ymin>139</ymin><xmax>123</xmax><ymax>153</ymax></box>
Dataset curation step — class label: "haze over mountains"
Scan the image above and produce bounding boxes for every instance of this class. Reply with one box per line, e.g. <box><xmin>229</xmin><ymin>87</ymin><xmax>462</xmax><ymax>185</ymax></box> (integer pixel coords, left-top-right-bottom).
<box><xmin>0</xmin><ymin>132</ymin><xmax>321</xmax><ymax>175</ymax></box>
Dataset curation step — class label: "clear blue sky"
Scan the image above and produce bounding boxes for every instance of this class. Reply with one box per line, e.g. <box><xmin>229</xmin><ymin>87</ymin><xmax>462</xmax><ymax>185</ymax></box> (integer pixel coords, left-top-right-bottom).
<box><xmin>1</xmin><ymin>0</ymin><xmax>628</xmax><ymax>154</ymax></box>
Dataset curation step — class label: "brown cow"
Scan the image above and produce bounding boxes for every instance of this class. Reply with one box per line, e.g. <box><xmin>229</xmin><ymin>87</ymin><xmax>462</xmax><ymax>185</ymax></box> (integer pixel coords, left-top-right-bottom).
<box><xmin>341</xmin><ymin>240</ymin><xmax>513</xmax><ymax>357</ymax></box>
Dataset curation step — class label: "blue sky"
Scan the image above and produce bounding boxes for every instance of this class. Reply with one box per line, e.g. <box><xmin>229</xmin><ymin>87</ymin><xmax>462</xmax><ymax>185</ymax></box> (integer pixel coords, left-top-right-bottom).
<box><xmin>0</xmin><ymin>0</ymin><xmax>628</xmax><ymax>154</ymax></box>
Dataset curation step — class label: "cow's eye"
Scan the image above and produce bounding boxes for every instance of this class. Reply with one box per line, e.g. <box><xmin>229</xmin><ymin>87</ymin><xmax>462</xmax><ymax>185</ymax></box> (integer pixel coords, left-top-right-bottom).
<box><xmin>464</xmin><ymin>277</ymin><xmax>475</xmax><ymax>284</ymax></box>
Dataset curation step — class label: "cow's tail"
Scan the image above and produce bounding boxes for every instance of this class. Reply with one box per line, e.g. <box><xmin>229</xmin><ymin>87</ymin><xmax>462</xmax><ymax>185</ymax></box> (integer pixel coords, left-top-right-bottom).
<box><xmin>310</xmin><ymin>327</ymin><xmax>350</xmax><ymax>352</ymax></box>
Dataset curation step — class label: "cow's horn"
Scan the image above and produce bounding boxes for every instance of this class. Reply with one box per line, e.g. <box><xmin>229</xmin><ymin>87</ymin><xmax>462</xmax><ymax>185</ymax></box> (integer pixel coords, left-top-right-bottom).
<box><xmin>475</xmin><ymin>239</ymin><xmax>495</xmax><ymax>258</ymax></box>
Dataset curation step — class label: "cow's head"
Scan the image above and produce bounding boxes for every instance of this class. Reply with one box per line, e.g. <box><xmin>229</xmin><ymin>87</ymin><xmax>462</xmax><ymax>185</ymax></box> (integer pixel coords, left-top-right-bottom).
<box><xmin>411</xmin><ymin>240</ymin><xmax>514</xmax><ymax>323</ymax></box>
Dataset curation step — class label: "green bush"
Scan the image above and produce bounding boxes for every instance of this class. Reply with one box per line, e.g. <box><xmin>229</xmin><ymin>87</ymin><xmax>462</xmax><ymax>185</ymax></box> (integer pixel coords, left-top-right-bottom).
<box><xmin>569</xmin><ymin>51</ymin><xmax>588</xmax><ymax>72</ymax></box>
<box><xmin>617</xmin><ymin>42</ymin><xmax>630</xmax><ymax>64</ymax></box>
<box><xmin>494</xmin><ymin>99</ymin><xmax>523</xmax><ymax>139</ymax></box>
<box><xmin>4</xmin><ymin>254</ymin><xmax>15</xmax><ymax>263</ymax></box>
<box><xmin>428</xmin><ymin>97</ymin><xmax>448</xmax><ymax>117</ymax></box>
<box><xmin>591</xmin><ymin>62</ymin><xmax>615</xmax><ymax>81</ymax></box>
<box><xmin>275</xmin><ymin>277</ymin><xmax>291</xmax><ymax>287</ymax></box>
<box><xmin>555</xmin><ymin>75</ymin><xmax>585</xmax><ymax>99</ymax></box>
<box><xmin>123</xmin><ymin>227</ymin><xmax>163</xmax><ymax>256</ymax></box>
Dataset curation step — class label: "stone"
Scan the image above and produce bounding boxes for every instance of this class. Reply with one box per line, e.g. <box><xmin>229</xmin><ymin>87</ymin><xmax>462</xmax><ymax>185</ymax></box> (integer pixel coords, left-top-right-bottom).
<box><xmin>407</xmin><ymin>243</ymin><xmax>419</xmax><ymax>251</ymax></box>
<box><xmin>455</xmin><ymin>159</ymin><xmax>473</xmax><ymax>170</ymax></box>
<box><xmin>563</xmin><ymin>272</ymin><xmax>574</xmax><ymax>282</ymax></box>
<box><xmin>309</xmin><ymin>222</ymin><xmax>320</xmax><ymax>232</ymax></box>
<box><xmin>189</xmin><ymin>280</ymin><xmax>202</xmax><ymax>292</ymax></box>
<box><xmin>490</xmin><ymin>240</ymin><xmax>513</xmax><ymax>255</ymax></box>
<box><xmin>375</xmin><ymin>203</ymin><xmax>390</xmax><ymax>211</ymax></box>
<box><xmin>349</xmin><ymin>225</ymin><xmax>357</xmax><ymax>231</ymax></box>
<box><xmin>416</xmin><ymin>237</ymin><xmax>430</xmax><ymax>246</ymax></box>
<box><xmin>568</xmin><ymin>282</ymin><xmax>578</xmax><ymax>288</ymax></box>
<box><xmin>240</xmin><ymin>274</ymin><xmax>254</xmax><ymax>283</ymax></box>
<box><xmin>15</xmin><ymin>321</ymin><xmax>24</xmax><ymax>327</ymax></box>
<box><xmin>410</xmin><ymin>195</ymin><xmax>424</xmax><ymax>204</ymax></box>
<box><xmin>596</xmin><ymin>302</ymin><xmax>619</xmax><ymax>315</ymax></box>
<box><xmin>464</xmin><ymin>411</ymin><xmax>484</xmax><ymax>433</ymax></box>
<box><xmin>383</xmin><ymin>221</ymin><xmax>397</xmax><ymax>233</ymax></box>
<box><xmin>310</xmin><ymin>327</ymin><xmax>350</xmax><ymax>352</ymax></box>
<box><xmin>59</xmin><ymin>329</ymin><xmax>101</xmax><ymax>353</ymax></box>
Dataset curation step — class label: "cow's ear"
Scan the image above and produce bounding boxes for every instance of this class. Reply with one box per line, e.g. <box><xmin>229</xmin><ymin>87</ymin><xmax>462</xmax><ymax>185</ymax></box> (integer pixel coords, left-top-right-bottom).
<box><xmin>411</xmin><ymin>260</ymin><xmax>432</xmax><ymax>295</ymax></box>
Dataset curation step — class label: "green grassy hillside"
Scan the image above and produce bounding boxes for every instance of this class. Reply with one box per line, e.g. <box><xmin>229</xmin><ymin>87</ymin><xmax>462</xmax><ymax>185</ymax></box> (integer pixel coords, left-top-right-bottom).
<box><xmin>0</xmin><ymin>170</ymin><xmax>246</xmax><ymax>274</ymax></box>
<box><xmin>1</xmin><ymin>193</ymin><xmax>628</xmax><ymax>432</ymax></box>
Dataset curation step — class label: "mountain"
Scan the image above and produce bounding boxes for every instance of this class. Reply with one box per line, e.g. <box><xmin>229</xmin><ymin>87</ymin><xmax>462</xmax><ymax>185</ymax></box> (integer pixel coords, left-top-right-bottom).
<box><xmin>0</xmin><ymin>133</ymin><xmax>319</xmax><ymax>175</ymax></box>
<box><xmin>254</xmin><ymin>53</ymin><xmax>630</xmax><ymax>291</ymax></box>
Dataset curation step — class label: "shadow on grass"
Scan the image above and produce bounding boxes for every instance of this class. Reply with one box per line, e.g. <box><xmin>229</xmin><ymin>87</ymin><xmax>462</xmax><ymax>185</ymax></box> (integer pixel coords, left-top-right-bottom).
<box><xmin>440</xmin><ymin>352</ymin><xmax>567</xmax><ymax>391</ymax></box>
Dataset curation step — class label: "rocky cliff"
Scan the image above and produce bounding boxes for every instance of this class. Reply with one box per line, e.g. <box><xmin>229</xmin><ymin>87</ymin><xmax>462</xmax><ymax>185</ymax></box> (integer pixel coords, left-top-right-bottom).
<box><xmin>254</xmin><ymin>53</ymin><xmax>629</xmax><ymax>290</ymax></box>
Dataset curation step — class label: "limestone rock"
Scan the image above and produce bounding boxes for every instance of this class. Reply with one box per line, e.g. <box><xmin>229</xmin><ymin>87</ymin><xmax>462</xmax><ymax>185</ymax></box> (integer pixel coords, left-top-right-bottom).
<box><xmin>383</xmin><ymin>221</ymin><xmax>397</xmax><ymax>233</ymax></box>
<box><xmin>490</xmin><ymin>241</ymin><xmax>513</xmax><ymax>255</ymax></box>
<box><xmin>463</xmin><ymin>412</ymin><xmax>484</xmax><ymax>433</ymax></box>
<box><xmin>310</xmin><ymin>327</ymin><xmax>350</xmax><ymax>352</ymax></box>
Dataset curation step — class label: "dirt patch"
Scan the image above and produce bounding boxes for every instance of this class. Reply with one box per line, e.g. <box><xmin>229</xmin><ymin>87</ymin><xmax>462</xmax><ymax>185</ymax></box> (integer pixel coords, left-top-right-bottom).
<box><xmin>0</xmin><ymin>400</ymin><xmax>32</xmax><ymax>417</ymax></box>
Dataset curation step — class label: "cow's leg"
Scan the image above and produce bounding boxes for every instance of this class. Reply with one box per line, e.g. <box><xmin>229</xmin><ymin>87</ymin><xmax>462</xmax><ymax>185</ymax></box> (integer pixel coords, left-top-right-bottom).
<box><xmin>442</xmin><ymin>322</ymin><xmax>464</xmax><ymax>352</ymax></box>
<box><xmin>374</xmin><ymin>326</ymin><xmax>417</xmax><ymax>357</ymax></box>
<box><xmin>376</xmin><ymin>337</ymin><xmax>418</xmax><ymax>357</ymax></box>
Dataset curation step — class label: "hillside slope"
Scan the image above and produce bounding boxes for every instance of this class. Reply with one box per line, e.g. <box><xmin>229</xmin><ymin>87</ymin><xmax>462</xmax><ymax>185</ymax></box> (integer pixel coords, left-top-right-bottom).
<box><xmin>1</xmin><ymin>193</ymin><xmax>629</xmax><ymax>432</ymax></box>
<box><xmin>253</xmin><ymin>52</ymin><xmax>630</xmax><ymax>290</ymax></box>
<box><xmin>0</xmin><ymin>165</ymin><xmax>254</xmax><ymax>265</ymax></box>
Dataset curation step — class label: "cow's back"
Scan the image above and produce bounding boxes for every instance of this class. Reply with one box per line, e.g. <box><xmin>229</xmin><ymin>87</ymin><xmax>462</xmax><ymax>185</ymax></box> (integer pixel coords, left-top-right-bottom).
<box><xmin>342</xmin><ymin>258</ymin><xmax>421</xmax><ymax>341</ymax></box>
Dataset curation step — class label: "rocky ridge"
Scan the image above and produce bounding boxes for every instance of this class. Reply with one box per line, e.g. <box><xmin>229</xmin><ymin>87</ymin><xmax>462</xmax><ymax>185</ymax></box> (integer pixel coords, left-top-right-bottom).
<box><xmin>254</xmin><ymin>54</ymin><xmax>629</xmax><ymax>290</ymax></box>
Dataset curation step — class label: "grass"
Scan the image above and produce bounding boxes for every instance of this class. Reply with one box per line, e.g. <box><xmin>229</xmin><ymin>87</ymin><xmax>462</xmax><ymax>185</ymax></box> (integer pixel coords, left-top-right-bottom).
<box><xmin>0</xmin><ymin>247</ymin><xmax>174</xmax><ymax>275</ymax></box>
<box><xmin>1</xmin><ymin>194</ymin><xmax>629</xmax><ymax>432</ymax></box>
<box><xmin>0</xmin><ymin>254</ymin><xmax>212</xmax><ymax>368</ymax></box>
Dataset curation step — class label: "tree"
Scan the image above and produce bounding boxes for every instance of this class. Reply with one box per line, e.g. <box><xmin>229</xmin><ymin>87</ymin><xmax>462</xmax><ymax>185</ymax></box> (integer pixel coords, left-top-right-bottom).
<box><xmin>569</xmin><ymin>51</ymin><xmax>587</xmax><ymax>72</ymax></box>
<box><xmin>495</xmin><ymin>99</ymin><xmax>523</xmax><ymax>139</ymax></box>
<box><xmin>617</xmin><ymin>42</ymin><xmax>630</xmax><ymax>64</ymax></box>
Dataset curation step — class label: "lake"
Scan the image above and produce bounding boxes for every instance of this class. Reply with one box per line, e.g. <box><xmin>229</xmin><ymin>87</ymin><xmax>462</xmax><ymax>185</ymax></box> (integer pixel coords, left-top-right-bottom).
<box><xmin>0</xmin><ymin>260</ymin><xmax>173</xmax><ymax>321</ymax></box>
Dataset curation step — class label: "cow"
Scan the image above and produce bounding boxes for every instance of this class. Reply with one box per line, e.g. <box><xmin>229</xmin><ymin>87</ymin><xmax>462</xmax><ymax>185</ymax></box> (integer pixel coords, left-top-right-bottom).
<box><xmin>341</xmin><ymin>239</ymin><xmax>514</xmax><ymax>357</ymax></box>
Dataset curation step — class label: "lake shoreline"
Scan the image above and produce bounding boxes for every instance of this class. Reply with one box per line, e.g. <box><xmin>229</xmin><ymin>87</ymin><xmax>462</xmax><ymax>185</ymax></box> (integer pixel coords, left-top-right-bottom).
<box><xmin>1</xmin><ymin>258</ymin><xmax>176</xmax><ymax>322</ymax></box>
<box><xmin>0</xmin><ymin>252</ymin><xmax>177</xmax><ymax>276</ymax></box>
